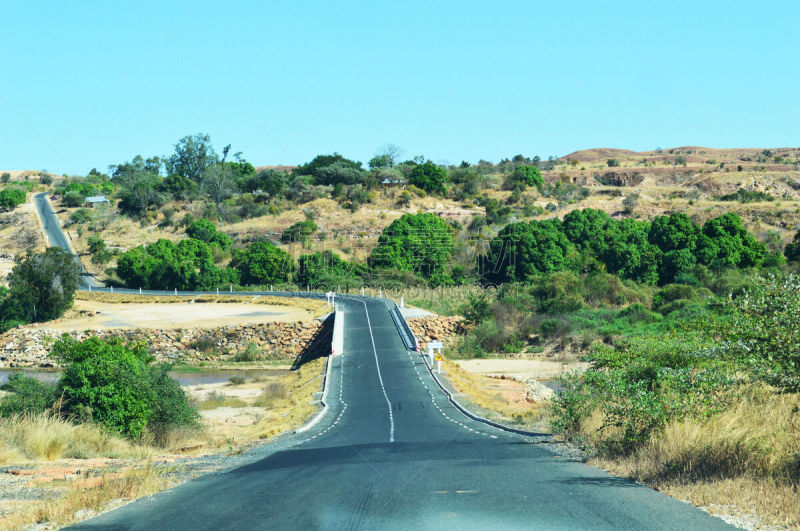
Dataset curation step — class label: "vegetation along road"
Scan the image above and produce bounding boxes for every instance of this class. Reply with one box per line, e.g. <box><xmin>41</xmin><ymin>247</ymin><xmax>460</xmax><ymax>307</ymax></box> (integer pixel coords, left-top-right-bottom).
<box><xmin>71</xmin><ymin>293</ymin><xmax>730</xmax><ymax>530</ymax></box>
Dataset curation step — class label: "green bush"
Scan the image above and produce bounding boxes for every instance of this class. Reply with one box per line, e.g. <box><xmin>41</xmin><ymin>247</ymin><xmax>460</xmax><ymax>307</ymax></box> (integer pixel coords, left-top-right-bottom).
<box><xmin>369</xmin><ymin>213</ymin><xmax>454</xmax><ymax>279</ymax></box>
<box><xmin>52</xmin><ymin>336</ymin><xmax>198</xmax><ymax>440</ymax></box>
<box><xmin>0</xmin><ymin>374</ymin><xmax>58</xmax><ymax>416</ymax></box>
<box><xmin>231</xmin><ymin>241</ymin><xmax>295</xmax><ymax>285</ymax></box>
<box><xmin>0</xmin><ymin>188</ymin><xmax>26</xmax><ymax>210</ymax></box>
<box><xmin>281</xmin><ymin>220</ymin><xmax>318</xmax><ymax>244</ymax></box>
<box><xmin>185</xmin><ymin>219</ymin><xmax>233</xmax><ymax>250</ymax></box>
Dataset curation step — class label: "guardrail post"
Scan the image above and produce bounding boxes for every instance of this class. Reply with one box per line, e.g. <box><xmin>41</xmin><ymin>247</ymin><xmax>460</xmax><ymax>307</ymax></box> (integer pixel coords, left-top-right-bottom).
<box><xmin>216</xmin><ymin>287</ymin><xmax>219</xmax><ymax>295</ymax></box>
<box><xmin>270</xmin><ymin>284</ymin><xmax>273</xmax><ymax>292</ymax></box>
<box><xmin>139</xmin><ymin>287</ymin><xmax>142</xmax><ymax>294</ymax></box>
<box><xmin>110</xmin><ymin>286</ymin><xmax>113</xmax><ymax>293</ymax></box>
<box><xmin>379</xmin><ymin>288</ymin><xmax>382</xmax><ymax>298</ymax></box>
<box><xmin>174</xmin><ymin>288</ymin><xmax>177</xmax><ymax>295</ymax></box>
<box><xmin>230</xmin><ymin>285</ymin><xmax>233</xmax><ymax>293</ymax></box>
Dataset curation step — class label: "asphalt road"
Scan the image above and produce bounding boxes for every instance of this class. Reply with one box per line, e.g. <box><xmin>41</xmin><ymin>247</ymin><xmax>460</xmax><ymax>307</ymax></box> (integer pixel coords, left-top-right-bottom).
<box><xmin>71</xmin><ymin>295</ymin><xmax>730</xmax><ymax>530</ymax></box>
<box><xmin>33</xmin><ymin>192</ymin><xmax>99</xmax><ymax>289</ymax></box>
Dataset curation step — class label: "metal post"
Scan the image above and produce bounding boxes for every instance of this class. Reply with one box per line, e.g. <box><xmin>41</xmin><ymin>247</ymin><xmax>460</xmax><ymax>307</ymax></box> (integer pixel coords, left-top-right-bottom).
<box><xmin>429</xmin><ymin>346</ymin><xmax>434</xmax><ymax>364</ymax></box>
<box><xmin>174</xmin><ymin>288</ymin><xmax>177</xmax><ymax>295</ymax></box>
<box><xmin>379</xmin><ymin>288</ymin><xmax>382</xmax><ymax>298</ymax></box>
<box><xmin>110</xmin><ymin>286</ymin><xmax>113</xmax><ymax>293</ymax></box>
<box><xmin>270</xmin><ymin>284</ymin><xmax>273</xmax><ymax>292</ymax></box>
<box><xmin>230</xmin><ymin>285</ymin><xmax>233</xmax><ymax>293</ymax></box>
<box><xmin>216</xmin><ymin>287</ymin><xmax>219</xmax><ymax>295</ymax></box>
<box><xmin>139</xmin><ymin>287</ymin><xmax>142</xmax><ymax>294</ymax></box>
<box><xmin>361</xmin><ymin>287</ymin><xmax>365</xmax><ymax>296</ymax></box>
<box><xmin>437</xmin><ymin>360</ymin><xmax>441</xmax><ymax>374</ymax></box>
<box><xmin>400</xmin><ymin>296</ymin><xmax>404</xmax><ymax>308</ymax></box>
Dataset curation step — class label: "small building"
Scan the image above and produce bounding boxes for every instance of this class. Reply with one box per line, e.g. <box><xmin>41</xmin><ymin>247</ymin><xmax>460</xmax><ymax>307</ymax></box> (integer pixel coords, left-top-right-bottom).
<box><xmin>84</xmin><ymin>196</ymin><xmax>110</xmax><ymax>208</ymax></box>
<box><xmin>381</xmin><ymin>178</ymin><xmax>405</xmax><ymax>188</ymax></box>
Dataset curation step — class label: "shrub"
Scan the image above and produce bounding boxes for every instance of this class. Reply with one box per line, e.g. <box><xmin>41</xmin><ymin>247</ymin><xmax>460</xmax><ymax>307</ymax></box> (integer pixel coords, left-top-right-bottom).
<box><xmin>185</xmin><ymin>219</ymin><xmax>233</xmax><ymax>250</ymax></box>
<box><xmin>62</xmin><ymin>190</ymin><xmax>85</xmax><ymax>208</ymax></box>
<box><xmin>0</xmin><ymin>188</ymin><xmax>26</xmax><ymax>210</ymax></box>
<box><xmin>369</xmin><ymin>213</ymin><xmax>454</xmax><ymax>278</ymax></box>
<box><xmin>231</xmin><ymin>241</ymin><xmax>295</xmax><ymax>285</ymax></box>
<box><xmin>408</xmin><ymin>160</ymin><xmax>448</xmax><ymax>195</ymax></box>
<box><xmin>281</xmin><ymin>220</ymin><xmax>318</xmax><ymax>244</ymax></box>
<box><xmin>52</xmin><ymin>336</ymin><xmax>198</xmax><ymax>440</ymax></box>
<box><xmin>0</xmin><ymin>374</ymin><xmax>58</xmax><ymax>417</ymax></box>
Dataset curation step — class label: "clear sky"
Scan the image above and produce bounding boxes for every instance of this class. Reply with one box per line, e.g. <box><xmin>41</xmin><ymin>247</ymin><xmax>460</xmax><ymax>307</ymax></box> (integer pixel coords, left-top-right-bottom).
<box><xmin>1</xmin><ymin>0</ymin><xmax>798</xmax><ymax>175</ymax></box>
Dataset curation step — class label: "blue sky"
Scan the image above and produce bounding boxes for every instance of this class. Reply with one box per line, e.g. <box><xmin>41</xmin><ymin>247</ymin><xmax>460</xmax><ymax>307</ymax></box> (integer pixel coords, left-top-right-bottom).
<box><xmin>1</xmin><ymin>1</ymin><xmax>797</xmax><ymax>175</ymax></box>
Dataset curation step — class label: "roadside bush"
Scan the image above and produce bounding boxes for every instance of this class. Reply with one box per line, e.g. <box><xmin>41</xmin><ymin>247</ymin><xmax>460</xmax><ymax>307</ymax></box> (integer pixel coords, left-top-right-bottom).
<box><xmin>0</xmin><ymin>188</ymin><xmax>26</xmax><ymax>210</ymax></box>
<box><xmin>52</xmin><ymin>336</ymin><xmax>199</xmax><ymax>441</ymax></box>
<box><xmin>0</xmin><ymin>374</ymin><xmax>58</xmax><ymax>417</ymax></box>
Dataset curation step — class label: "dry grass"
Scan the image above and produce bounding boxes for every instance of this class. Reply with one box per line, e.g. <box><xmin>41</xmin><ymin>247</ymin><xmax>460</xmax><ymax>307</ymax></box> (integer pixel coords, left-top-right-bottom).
<box><xmin>74</xmin><ymin>291</ymin><xmax>329</xmax><ymax>316</ymax></box>
<box><xmin>442</xmin><ymin>360</ymin><xmax>547</xmax><ymax>428</ymax></box>
<box><xmin>0</xmin><ymin>414</ymin><xmax>149</xmax><ymax>464</ymax></box>
<box><xmin>589</xmin><ymin>385</ymin><xmax>800</xmax><ymax>528</ymax></box>
<box><xmin>0</xmin><ymin>462</ymin><xmax>171</xmax><ymax>530</ymax></box>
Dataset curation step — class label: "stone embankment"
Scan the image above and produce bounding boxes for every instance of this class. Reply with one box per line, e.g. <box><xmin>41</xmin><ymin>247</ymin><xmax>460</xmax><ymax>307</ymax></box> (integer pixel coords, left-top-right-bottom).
<box><xmin>407</xmin><ymin>315</ymin><xmax>469</xmax><ymax>350</ymax></box>
<box><xmin>0</xmin><ymin>321</ymin><xmax>325</xmax><ymax>368</ymax></box>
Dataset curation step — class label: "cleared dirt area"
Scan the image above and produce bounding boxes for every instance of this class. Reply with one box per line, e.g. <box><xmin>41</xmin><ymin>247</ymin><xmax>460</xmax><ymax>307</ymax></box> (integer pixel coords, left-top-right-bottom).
<box><xmin>455</xmin><ymin>359</ymin><xmax>589</xmax><ymax>380</ymax></box>
<box><xmin>38</xmin><ymin>300</ymin><xmax>316</xmax><ymax>330</ymax></box>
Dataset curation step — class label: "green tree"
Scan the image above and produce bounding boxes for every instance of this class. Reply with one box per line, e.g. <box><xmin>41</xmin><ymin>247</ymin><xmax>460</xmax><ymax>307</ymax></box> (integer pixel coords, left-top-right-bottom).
<box><xmin>240</xmin><ymin>169</ymin><xmax>288</xmax><ymax>197</ymax></box>
<box><xmin>5</xmin><ymin>248</ymin><xmax>81</xmax><ymax>323</ymax></box>
<box><xmin>697</xmin><ymin>213</ymin><xmax>766</xmax><ymax>269</ymax></box>
<box><xmin>296</xmin><ymin>250</ymin><xmax>365</xmax><ymax>289</ymax></box>
<box><xmin>293</xmin><ymin>154</ymin><xmax>366</xmax><ymax>186</ymax></box>
<box><xmin>408</xmin><ymin>161</ymin><xmax>449</xmax><ymax>195</ymax></box>
<box><xmin>185</xmin><ymin>219</ymin><xmax>232</xmax><ymax>250</ymax></box>
<box><xmin>480</xmin><ymin>219</ymin><xmax>575</xmax><ymax>283</ymax></box>
<box><xmin>369</xmin><ymin>213</ymin><xmax>454</xmax><ymax>278</ymax></box>
<box><xmin>281</xmin><ymin>220</ymin><xmax>318</xmax><ymax>244</ymax></box>
<box><xmin>504</xmin><ymin>165</ymin><xmax>543</xmax><ymax>192</ymax></box>
<box><xmin>231</xmin><ymin>241</ymin><xmax>295</xmax><ymax>285</ymax></box>
<box><xmin>0</xmin><ymin>188</ymin><xmax>26</xmax><ymax>210</ymax></box>
<box><xmin>166</xmin><ymin>133</ymin><xmax>218</xmax><ymax>182</ymax></box>
<box><xmin>116</xmin><ymin>239</ymin><xmax>237</xmax><ymax>290</ymax></box>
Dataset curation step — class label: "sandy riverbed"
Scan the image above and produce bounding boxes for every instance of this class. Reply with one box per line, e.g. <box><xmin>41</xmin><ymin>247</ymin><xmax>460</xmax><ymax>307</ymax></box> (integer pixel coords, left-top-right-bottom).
<box><xmin>34</xmin><ymin>300</ymin><xmax>316</xmax><ymax>331</ymax></box>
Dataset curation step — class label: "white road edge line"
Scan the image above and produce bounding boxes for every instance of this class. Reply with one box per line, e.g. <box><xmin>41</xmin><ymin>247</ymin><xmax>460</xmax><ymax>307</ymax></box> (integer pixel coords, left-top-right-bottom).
<box><xmin>360</xmin><ymin>298</ymin><xmax>395</xmax><ymax>443</ymax></box>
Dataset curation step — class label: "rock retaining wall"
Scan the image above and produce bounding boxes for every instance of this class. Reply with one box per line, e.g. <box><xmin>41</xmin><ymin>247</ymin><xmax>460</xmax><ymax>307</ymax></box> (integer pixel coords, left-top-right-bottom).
<box><xmin>408</xmin><ymin>316</ymin><xmax>469</xmax><ymax>350</ymax></box>
<box><xmin>0</xmin><ymin>321</ymin><xmax>326</xmax><ymax>368</ymax></box>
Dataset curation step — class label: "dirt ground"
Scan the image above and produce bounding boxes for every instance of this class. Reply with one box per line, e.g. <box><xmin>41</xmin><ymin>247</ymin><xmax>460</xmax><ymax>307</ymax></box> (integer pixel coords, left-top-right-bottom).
<box><xmin>454</xmin><ymin>359</ymin><xmax>589</xmax><ymax>380</ymax></box>
<box><xmin>37</xmin><ymin>300</ymin><xmax>316</xmax><ymax>330</ymax></box>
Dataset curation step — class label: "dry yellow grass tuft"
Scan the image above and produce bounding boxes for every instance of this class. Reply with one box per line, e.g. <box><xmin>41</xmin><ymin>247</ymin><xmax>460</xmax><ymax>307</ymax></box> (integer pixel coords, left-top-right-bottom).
<box><xmin>590</xmin><ymin>385</ymin><xmax>800</xmax><ymax>527</ymax></box>
<box><xmin>0</xmin><ymin>414</ymin><xmax>149</xmax><ymax>464</ymax></box>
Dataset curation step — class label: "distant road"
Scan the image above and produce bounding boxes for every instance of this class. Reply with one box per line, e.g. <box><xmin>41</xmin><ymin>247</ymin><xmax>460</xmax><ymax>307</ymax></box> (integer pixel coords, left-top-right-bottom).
<box><xmin>71</xmin><ymin>292</ymin><xmax>731</xmax><ymax>530</ymax></box>
<box><xmin>33</xmin><ymin>192</ymin><xmax>101</xmax><ymax>289</ymax></box>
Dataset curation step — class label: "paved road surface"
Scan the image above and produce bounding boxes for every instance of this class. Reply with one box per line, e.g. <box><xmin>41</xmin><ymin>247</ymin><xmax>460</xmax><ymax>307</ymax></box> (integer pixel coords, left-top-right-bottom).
<box><xmin>33</xmin><ymin>192</ymin><xmax>100</xmax><ymax>289</ymax></box>
<box><xmin>72</xmin><ymin>296</ymin><xmax>730</xmax><ymax>530</ymax></box>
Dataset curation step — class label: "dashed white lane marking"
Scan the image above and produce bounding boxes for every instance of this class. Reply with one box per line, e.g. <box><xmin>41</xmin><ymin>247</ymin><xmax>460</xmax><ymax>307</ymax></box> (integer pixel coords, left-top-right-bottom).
<box><xmin>361</xmin><ymin>299</ymin><xmax>395</xmax><ymax>443</ymax></box>
<box><xmin>404</xmin><ymin>349</ymin><xmax>494</xmax><ymax>439</ymax></box>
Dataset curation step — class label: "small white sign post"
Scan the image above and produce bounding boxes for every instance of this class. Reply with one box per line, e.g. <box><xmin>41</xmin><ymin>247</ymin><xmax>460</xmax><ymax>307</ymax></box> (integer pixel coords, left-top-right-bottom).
<box><xmin>326</xmin><ymin>291</ymin><xmax>335</xmax><ymax>306</ymax></box>
<box><xmin>428</xmin><ymin>340</ymin><xmax>443</xmax><ymax>364</ymax></box>
<box><xmin>400</xmin><ymin>296</ymin><xmax>404</xmax><ymax>308</ymax></box>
